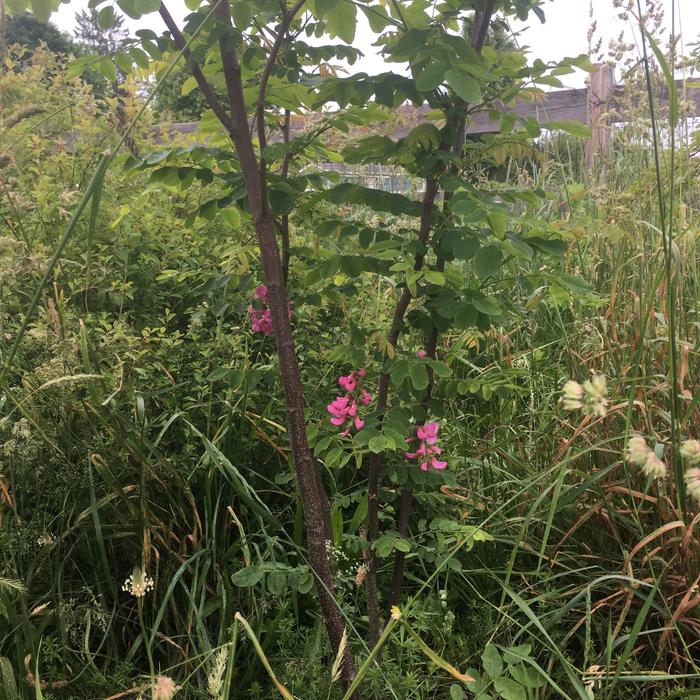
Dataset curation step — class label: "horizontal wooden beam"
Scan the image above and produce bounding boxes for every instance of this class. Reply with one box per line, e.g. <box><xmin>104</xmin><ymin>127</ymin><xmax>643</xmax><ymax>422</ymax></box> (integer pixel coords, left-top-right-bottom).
<box><xmin>156</xmin><ymin>77</ymin><xmax>700</xmax><ymax>143</ymax></box>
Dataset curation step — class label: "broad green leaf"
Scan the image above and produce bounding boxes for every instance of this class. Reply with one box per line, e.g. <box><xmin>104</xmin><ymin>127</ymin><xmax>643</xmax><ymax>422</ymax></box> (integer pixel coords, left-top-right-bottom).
<box><xmin>117</xmin><ymin>0</ymin><xmax>141</xmax><ymax>18</ymax></box>
<box><xmin>326</xmin><ymin>0</ymin><xmax>357</xmax><ymax>44</ymax></box>
<box><xmin>415</xmin><ymin>62</ymin><xmax>447</xmax><ymax>92</ymax></box>
<box><xmin>361</xmin><ymin>4</ymin><xmax>392</xmax><ymax>32</ymax></box>
<box><xmin>206</xmin><ymin>367</ymin><xmax>230</xmax><ymax>382</ymax></box>
<box><xmin>526</xmin><ymin>237</ymin><xmax>567</xmax><ymax>256</ymax></box>
<box><xmin>219</xmin><ymin>207</ymin><xmax>241</xmax><ymax>229</ymax></box>
<box><xmin>449</xmin><ymin>685</ymin><xmax>465</xmax><ymax>700</ymax></box>
<box><xmin>30</xmin><ymin>0</ymin><xmax>51</xmax><ymax>21</ymax></box>
<box><xmin>409</xmin><ymin>363</ymin><xmax>429</xmax><ymax>391</ymax></box>
<box><xmin>481</xmin><ymin>644</ymin><xmax>503</xmax><ymax>679</ymax></box>
<box><xmin>133</xmin><ymin>0</ymin><xmax>161</xmax><ymax>14</ymax></box>
<box><xmin>454</xmin><ymin>304</ymin><xmax>477</xmax><ymax>329</ymax></box>
<box><xmin>444</xmin><ymin>68</ymin><xmax>482</xmax><ymax>103</ymax></box>
<box><xmin>509</xmin><ymin>665</ymin><xmax>546</xmax><ymax>689</ymax></box>
<box><xmin>267</xmin><ymin>570</ymin><xmax>287</xmax><ymax>596</ymax></box>
<box><xmin>231</xmin><ymin>566</ymin><xmax>264</xmax><ymax>587</ymax></box>
<box><xmin>423</xmin><ymin>270</ymin><xmax>445</xmax><ymax>285</ymax></box>
<box><xmin>544</xmin><ymin>120</ymin><xmax>591</xmax><ymax>138</ymax></box>
<box><xmin>181</xmin><ymin>75</ymin><xmax>199</xmax><ymax>96</ymax></box>
<box><xmin>114</xmin><ymin>52</ymin><xmax>133</xmax><ymax>73</ymax></box>
<box><xmin>474</xmin><ymin>246</ymin><xmax>503</xmax><ymax>278</ymax></box>
<box><xmin>427</xmin><ymin>359</ymin><xmax>451</xmax><ymax>377</ymax></box>
<box><xmin>493</xmin><ymin>678</ymin><xmax>525</xmax><ymax>700</ymax></box>
<box><xmin>393</xmin><ymin>537</ymin><xmax>410</xmax><ymax>552</ymax></box>
<box><xmin>472</xmin><ymin>296</ymin><xmax>501</xmax><ymax>316</ymax></box>
<box><xmin>453</xmin><ymin>235</ymin><xmax>479</xmax><ymax>259</ymax></box>
<box><xmin>97</xmin><ymin>5</ymin><xmax>115</xmax><ymax>27</ymax></box>
<box><xmin>502</xmin><ymin>644</ymin><xmax>532</xmax><ymax>664</ymax></box>
<box><xmin>98</xmin><ymin>56</ymin><xmax>117</xmax><ymax>82</ymax></box>
<box><xmin>369</xmin><ymin>436</ymin><xmax>388</xmax><ymax>453</ymax></box>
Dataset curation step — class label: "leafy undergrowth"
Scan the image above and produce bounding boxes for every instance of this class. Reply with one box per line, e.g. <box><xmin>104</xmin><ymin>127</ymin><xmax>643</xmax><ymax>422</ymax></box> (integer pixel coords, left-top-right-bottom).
<box><xmin>3</xmin><ymin>6</ymin><xmax>700</xmax><ymax>700</ymax></box>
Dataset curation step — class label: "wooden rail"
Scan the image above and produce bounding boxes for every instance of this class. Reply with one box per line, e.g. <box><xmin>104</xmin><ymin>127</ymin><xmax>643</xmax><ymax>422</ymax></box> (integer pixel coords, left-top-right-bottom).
<box><xmin>159</xmin><ymin>65</ymin><xmax>700</xmax><ymax>181</ymax></box>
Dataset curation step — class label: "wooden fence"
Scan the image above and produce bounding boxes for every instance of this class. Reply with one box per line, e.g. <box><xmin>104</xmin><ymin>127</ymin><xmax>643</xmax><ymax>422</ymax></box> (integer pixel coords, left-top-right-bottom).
<box><xmin>161</xmin><ymin>64</ymin><xmax>700</xmax><ymax>190</ymax></box>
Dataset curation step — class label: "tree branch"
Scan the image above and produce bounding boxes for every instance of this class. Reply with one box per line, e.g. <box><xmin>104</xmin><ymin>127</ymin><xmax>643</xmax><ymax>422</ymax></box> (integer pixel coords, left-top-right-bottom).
<box><xmin>159</xmin><ymin>2</ymin><xmax>232</xmax><ymax>131</ymax></box>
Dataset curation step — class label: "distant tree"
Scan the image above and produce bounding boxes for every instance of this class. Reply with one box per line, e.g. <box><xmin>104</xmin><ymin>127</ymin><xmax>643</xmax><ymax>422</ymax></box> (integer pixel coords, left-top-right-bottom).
<box><xmin>73</xmin><ymin>8</ymin><xmax>127</xmax><ymax>55</ymax></box>
<box><xmin>154</xmin><ymin>69</ymin><xmax>211</xmax><ymax>122</ymax></box>
<box><xmin>4</xmin><ymin>13</ymin><xmax>75</xmax><ymax>54</ymax></box>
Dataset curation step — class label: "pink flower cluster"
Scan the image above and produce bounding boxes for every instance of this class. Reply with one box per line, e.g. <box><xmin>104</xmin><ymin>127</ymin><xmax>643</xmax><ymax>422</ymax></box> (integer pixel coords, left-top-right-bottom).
<box><xmin>405</xmin><ymin>422</ymin><xmax>447</xmax><ymax>472</ymax></box>
<box><xmin>248</xmin><ymin>284</ymin><xmax>291</xmax><ymax>336</ymax></box>
<box><xmin>327</xmin><ymin>369</ymin><xmax>372</xmax><ymax>437</ymax></box>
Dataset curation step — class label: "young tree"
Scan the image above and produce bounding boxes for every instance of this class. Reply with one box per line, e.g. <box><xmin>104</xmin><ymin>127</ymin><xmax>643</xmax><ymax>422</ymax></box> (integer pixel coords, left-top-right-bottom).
<box><xmin>73</xmin><ymin>7</ymin><xmax>127</xmax><ymax>55</ymax></box>
<box><xmin>10</xmin><ymin>0</ymin><xmax>590</xmax><ymax>694</ymax></box>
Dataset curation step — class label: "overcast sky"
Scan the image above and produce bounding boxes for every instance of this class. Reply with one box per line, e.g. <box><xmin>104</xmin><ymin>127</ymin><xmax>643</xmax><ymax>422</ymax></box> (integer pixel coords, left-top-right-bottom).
<box><xmin>52</xmin><ymin>0</ymin><xmax>700</xmax><ymax>87</ymax></box>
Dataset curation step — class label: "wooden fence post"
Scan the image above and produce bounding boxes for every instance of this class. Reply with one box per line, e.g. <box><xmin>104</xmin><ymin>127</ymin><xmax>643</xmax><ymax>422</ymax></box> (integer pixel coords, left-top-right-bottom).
<box><xmin>585</xmin><ymin>63</ymin><xmax>614</xmax><ymax>181</ymax></box>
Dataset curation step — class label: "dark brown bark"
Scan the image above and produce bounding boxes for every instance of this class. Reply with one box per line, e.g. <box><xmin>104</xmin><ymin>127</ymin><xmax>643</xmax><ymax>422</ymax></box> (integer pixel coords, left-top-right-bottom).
<box><xmin>364</xmin><ymin>0</ymin><xmax>497</xmax><ymax>639</ymax></box>
<box><xmin>387</xmin><ymin>263</ymin><xmax>442</xmax><ymax>609</ymax></box>
<box><xmin>280</xmin><ymin>108</ymin><xmax>292</xmax><ymax>284</ymax></box>
<box><xmin>159</xmin><ymin>2</ymin><xmax>357</xmax><ymax>692</ymax></box>
<box><xmin>365</xmin><ymin>177</ymin><xmax>439</xmax><ymax>645</ymax></box>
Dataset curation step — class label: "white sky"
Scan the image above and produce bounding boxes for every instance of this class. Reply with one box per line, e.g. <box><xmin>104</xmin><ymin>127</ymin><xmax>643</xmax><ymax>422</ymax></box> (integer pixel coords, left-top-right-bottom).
<box><xmin>51</xmin><ymin>0</ymin><xmax>700</xmax><ymax>87</ymax></box>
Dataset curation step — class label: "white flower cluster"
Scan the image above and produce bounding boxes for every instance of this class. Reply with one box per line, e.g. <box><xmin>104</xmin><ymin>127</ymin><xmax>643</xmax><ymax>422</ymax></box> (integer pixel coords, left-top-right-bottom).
<box><xmin>122</xmin><ymin>567</ymin><xmax>154</xmax><ymax>598</ymax></box>
<box><xmin>562</xmin><ymin>375</ymin><xmax>608</xmax><ymax>418</ymax></box>
<box><xmin>625</xmin><ymin>436</ymin><xmax>666</xmax><ymax>479</ymax></box>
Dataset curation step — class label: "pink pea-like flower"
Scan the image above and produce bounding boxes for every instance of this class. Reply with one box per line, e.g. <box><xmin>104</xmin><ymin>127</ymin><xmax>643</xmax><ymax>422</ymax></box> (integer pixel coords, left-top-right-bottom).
<box><xmin>417</xmin><ymin>422</ymin><xmax>439</xmax><ymax>445</ymax></box>
<box><xmin>339</xmin><ymin>373</ymin><xmax>357</xmax><ymax>392</ymax></box>
<box><xmin>328</xmin><ymin>368</ymin><xmax>372</xmax><ymax>436</ymax></box>
<box><xmin>406</xmin><ymin>422</ymin><xmax>447</xmax><ymax>472</ymax></box>
<box><xmin>249</xmin><ymin>283</ymin><xmax>291</xmax><ymax>336</ymax></box>
<box><xmin>416</xmin><ymin>350</ymin><xmax>427</xmax><ymax>358</ymax></box>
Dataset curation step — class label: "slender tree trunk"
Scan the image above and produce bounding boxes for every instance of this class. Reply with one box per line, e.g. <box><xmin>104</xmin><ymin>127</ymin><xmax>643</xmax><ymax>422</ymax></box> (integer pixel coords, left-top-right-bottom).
<box><xmin>364</xmin><ymin>0</ymin><xmax>496</xmax><ymax>637</ymax></box>
<box><xmin>160</xmin><ymin>1</ymin><xmax>358</xmax><ymax>691</ymax></box>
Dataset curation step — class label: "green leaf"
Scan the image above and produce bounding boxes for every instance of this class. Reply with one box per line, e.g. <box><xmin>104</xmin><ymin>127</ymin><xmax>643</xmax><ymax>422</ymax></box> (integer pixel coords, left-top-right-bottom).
<box><xmin>449</xmin><ymin>685</ymin><xmax>465</xmax><ymax>700</ymax></box>
<box><xmin>181</xmin><ymin>75</ymin><xmax>198</xmax><ymax>96</ymax></box>
<box><xmin>114</xmin><ymin>52</ymin><xmax>133</xmax><ymax>73</ymax></box>
<box><xmin>453</xmin><ymin>235</ymin><xmax>479</xmax><ymax>259</ymax></box>
<box><xmin>502</xmin><ymin>644</ymin><xmax>532</xmax><ymax>664</ymax></box>
<box><xmin>30</xmin><ymin>0</ymin><xmax>51</xmax><ymax>22</ymax></box>
<box><xmin>526</xmin><ymin>237</ymin><xmax>567</xmax><ymax>256</ymax></box>
<box><xmin>296</xmin><ymin>570</ymin><xmax>313</xmax><ymax>594</ymax></box>
<box><xmin>423</xmin><ymin>270</ymin><xmax>445</xmax><ymax>285</ymax></box>
<box><xmin>544</xmin><ymin>120</ymin><xmax>591</xmax><ymax>138</ymax></box>
<box><xmin>133</xmin><ymin>0</ymin><xmax>161</xmax><ymax>14</ymax></box>
<box><xmin>481</xmin><ymin>644</ymin><xmax>503</xmax><ymax>679</ymax></box>
<box><xmin>409</xmin><ymin>363</ymin><xmax>429</xmax><ymax>391</ymax></box>
<box><xmin>117</xmin><ymin>0</ymin><xmax>140</xmax><ymax>18</ymax></box>
<box><xmin>361</xmin><ymin>4</ymin><xmax>392</xmax><ymax>32</ymax></box>
<box><xmin>369</xmin><ymin>436</ymin><xmax>388</xmax><ymax>453</ymax></box>
<box><xmin>444</xmin><ymin>68</ymin><xmax>482</xmax><ymax>102</ymax></box>
<box><xmin>267</xmin><ymin>570</ymin><xmax>287</xmax><ymax>596</ymax></box>
<box><xmin>644</xmin><ymin>29</ymin><xmax>678</xmax><ymax>128</ymax></box>
<box><xmin>219</xmin><ymin>207</ymin><xmax>241</xmax><ymax>229</ymax></box>
<box><xmin>98</xmin><ymin>56</ymin><xmax>117</xmax><ymax>82</ymax></box>
<box><xmin>326</xmin><ymin>0</ymin><xmax>357</xmax><ymax>43</ymax></box>
<box><xmin>474</xmin><ymin>246</ymin><xmax>503</xmax><ymax>278</ymax></box>
<box><xmin>206</xmin><ymin>367</ymin><xmax>230</xmax><ymax>382</ymax></box>
<box><xmin>415</xmin><ymin>62</ymin><xmax>447</xmax><ymax>92</ymax></box>
<box><xmin>393</xmin><ymin>537</ymin><xmax>410</xmax><ymax>553</ymax></box>
<box><xmin>454</xmin><ymin>303</ymin><xmax>477</xmax><ymax>329</ymax></box>
<box><xmin>509</xmin><ymin>665</ymin><xmax>545</xmax><ymax>689</ymax></box>
<box><xmin>231</xmin><ymin>566</ymin><xmax>264</xmax><ymax>587</ymax></box>
<box><xmin>427</xmin><ymin>359</ymin><xmax>451</xmax><ymax>377</ymax></box>
<box><xmin>97</xmin><ymin>5</ymin><xmax>115</xmax><ymax>27</ymax></box>
<box><xmin>472</xmin><ymin>296</ymin><xmax>501</xmax><ymax>316</ymax></box>
<box><xmin>493</xmin><ymin>678</ymin><xmax>525</xmax><ymax>700</ymax></box>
